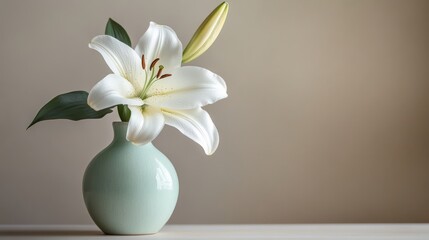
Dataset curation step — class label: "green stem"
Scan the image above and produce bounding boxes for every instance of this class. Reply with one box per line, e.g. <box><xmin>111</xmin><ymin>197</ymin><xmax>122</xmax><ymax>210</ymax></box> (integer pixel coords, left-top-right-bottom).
<box><xmin>117</xmin><ymin>105</ymin><xmax>131</xmax><ymax>122</ymax></box>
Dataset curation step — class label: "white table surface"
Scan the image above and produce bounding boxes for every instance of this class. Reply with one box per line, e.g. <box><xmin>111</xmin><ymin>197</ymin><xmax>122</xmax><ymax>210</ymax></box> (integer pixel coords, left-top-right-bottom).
<box><xmin>1</xmin><ymin>224</ymin><xmax>429</xmax><ymax>239</ymax></box>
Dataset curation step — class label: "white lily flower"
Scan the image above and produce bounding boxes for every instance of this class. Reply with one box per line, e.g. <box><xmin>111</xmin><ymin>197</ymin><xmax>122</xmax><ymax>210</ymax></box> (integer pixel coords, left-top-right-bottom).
<box><xmin>87</xmin><ymin>22</ymin><xmax>227</xmax><ymax>155</ymax></box>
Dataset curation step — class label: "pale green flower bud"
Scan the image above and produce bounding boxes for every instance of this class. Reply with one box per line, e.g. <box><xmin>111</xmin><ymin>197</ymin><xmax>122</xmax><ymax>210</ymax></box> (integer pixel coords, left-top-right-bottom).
<box><xmin>182</xmin><ymin>2</ymin><xmax>229</xmax><ymax>63</ymax></box>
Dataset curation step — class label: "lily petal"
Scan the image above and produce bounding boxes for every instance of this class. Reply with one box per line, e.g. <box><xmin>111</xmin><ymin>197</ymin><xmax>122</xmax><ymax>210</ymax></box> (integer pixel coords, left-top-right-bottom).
<box><xmin>162</xmin><ymin>108</ymin><xmax>219</xmax><ymax>155</ymax></box>
<box><xmin>145</xmin><ymin>66</ymin><xmax>227</xmax><ymax>109</ymax></box>
<box><xmin>127</xmin><ymin>106</ymin><xmax>165</xmax><ymax>145</ymax></box>
<box><xmin>89</xmin><ymin>35</ymin><xmax>145</xmax><ymax>91</ymax></box>
<box><xmin>88</xmin><ymin>74</ymin><xmax>144</xmax><ymax>111</ymax></box>
<box><xmin>135</xmin><ymin>22</ymin><xmax>182</xmax><ymax>71</ymax></box>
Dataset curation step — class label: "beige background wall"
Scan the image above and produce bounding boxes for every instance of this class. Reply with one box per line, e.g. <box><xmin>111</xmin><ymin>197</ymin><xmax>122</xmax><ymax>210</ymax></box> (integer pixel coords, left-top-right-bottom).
<box><xmin>0</xmin><ymin>0</ymin><xmax>428</xmax><ymax>224</ymax></box>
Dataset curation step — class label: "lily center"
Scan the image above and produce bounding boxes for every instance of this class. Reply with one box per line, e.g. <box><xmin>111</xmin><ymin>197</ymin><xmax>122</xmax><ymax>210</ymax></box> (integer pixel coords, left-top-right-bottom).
<box><xmin>139</xmin><ymin>54</ymin><xmax>172</xmax><ymax>99</ymax></box>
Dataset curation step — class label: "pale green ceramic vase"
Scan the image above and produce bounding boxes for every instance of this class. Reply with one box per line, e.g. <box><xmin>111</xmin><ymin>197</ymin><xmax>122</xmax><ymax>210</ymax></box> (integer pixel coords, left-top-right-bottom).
<box><xmin>82</xmin><ymin>122</ymin><xmax>179</xmax><ymax>235</ymax></box>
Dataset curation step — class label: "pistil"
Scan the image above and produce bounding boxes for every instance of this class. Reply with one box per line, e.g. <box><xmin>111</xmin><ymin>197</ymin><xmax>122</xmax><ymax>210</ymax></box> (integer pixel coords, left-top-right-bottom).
<box><xmin>156</xmin><ymin>65</ymin><xmax>164</xmax><ymax>78</ymax></box>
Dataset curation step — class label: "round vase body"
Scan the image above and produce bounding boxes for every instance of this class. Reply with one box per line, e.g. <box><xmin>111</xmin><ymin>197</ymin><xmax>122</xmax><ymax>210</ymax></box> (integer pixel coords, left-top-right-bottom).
<box><xmin>83</xmin><ymin>122</ymin><xmax>179</xmax><ymax>235</ymax></box>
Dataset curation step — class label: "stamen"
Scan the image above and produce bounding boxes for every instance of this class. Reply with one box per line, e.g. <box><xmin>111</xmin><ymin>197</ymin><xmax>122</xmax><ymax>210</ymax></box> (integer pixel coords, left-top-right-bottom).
<box><xmin>157</xmin><ymin>65</ymin><xmax>164</xmax><ymax>78</ymax></box>
<box><xmin>159</xmin><ymin>74</ymin><xmax>172</xmax><ymax>79</ymax></box>
<box><xmin>150</xmin><ymin>58</ymin><xmax>160</xmax><ymax>71</ymax></box>
<box><xmin>141</xmin><ymin>54</ymin><xmax>146</xmax><ymax>69</ymax></box>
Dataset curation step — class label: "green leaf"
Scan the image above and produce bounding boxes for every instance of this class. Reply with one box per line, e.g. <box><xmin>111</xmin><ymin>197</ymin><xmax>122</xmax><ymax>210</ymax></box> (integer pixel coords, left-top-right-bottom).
<box><xmin>27</xmin><ymin>91</ymin><xmax>113</xmax><ymax>129</ymax></box>
<box><xmin>117</xmin><ymin>104</ymin><xmax>131</xmax><ymax>122</ymax></box>
<box><xmin>105</xmin><ymin>18</ymin><xmax>133</xmax><ymax>122</ymax></box>
<box><xmin>105</xmin><ymin>18</ymin><xmax>132</xmax><ymax>47</ymax></box>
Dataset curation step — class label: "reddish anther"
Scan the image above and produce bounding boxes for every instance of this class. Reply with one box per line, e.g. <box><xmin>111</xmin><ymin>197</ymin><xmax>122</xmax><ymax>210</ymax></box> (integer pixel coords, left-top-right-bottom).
<box><xmin>150</xmin><ymin>58</ymin><xmax>160</xmax><ymax>71</ymax></box>
<box><xmin>159</xmin><ymin>74</ymin><xmax>172</xmax><ymax>79</ymax></box>
<box><xmin>141</xmin><ymin>54</ymin><xmax>146</xmax><ymax>69</ymax></box>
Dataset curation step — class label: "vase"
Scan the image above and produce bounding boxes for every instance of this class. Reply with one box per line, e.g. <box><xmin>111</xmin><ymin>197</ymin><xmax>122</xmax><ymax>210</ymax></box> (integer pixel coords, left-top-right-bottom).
<box><xmin>82</xmin><ymin>122</ymin><xmax>179</xmax><ymax>235</ymax></box>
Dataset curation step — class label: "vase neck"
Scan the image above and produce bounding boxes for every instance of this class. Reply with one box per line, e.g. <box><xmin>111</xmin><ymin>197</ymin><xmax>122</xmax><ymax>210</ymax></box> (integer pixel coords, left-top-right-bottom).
<box><xmin>112</xmin><ymin>122</ymin><xmax>153</xmax><ymax>147</ymax></box>
<box><xmin>112</xmin><ymin>122</ymin><xmax>129</xmax><ymax>144</ymax></box>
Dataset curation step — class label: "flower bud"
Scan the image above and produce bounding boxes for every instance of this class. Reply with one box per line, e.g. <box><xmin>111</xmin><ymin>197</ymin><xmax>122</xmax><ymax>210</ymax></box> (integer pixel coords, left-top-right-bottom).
<box><xmin>182</xmin><ymin>2</ymin><xmax>229</xmax><ymax>63</ymax></box>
